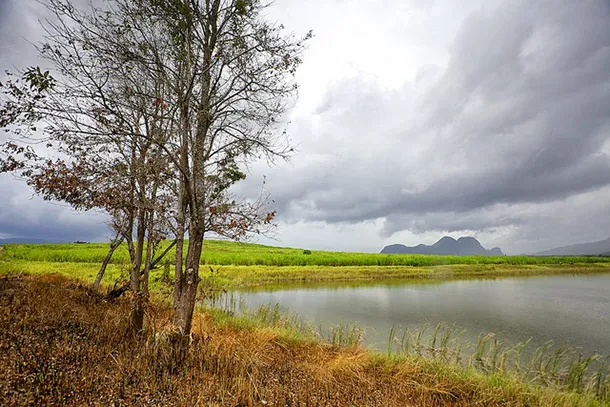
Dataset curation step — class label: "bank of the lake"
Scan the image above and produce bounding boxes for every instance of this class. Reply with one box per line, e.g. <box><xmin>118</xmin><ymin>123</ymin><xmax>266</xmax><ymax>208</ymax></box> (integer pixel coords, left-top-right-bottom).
<box><xmin>2</xmin><ymin>243</ymin><xmax>610</xmax><ymax>404</ymax></box>
<box><xmin>2</xmin><ymin>240</ymin><xmax>609</xmax><ymax>289</ymax></box>
<box><xmin>1</xmin><ymin>274</ymin><xmax>608</xmax><ymax>406</ymax></box>
<box><xmin>2</xmin><ymin>257</ymin><xmax>610</xmax><ymax>290</ymax></box>
<box><xmin>229</xmin><ymin>273</ymin><xmax>610</xmax><ymax>358</ymax></box>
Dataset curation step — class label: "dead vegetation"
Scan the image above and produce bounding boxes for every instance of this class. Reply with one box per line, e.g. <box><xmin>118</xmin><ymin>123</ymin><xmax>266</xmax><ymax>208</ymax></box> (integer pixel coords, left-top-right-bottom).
<box><xmin>0</xmin><ymin>274</ymin><xmax>603</xmax><ymax>406</ymax></box>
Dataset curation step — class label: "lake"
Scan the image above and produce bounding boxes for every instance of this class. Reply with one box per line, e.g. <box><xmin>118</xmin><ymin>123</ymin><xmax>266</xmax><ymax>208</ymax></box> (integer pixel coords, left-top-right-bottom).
<box><xmin>227</xmin><ymin>273</ymin><xmax>610</xmax><ymax>357</ymax></box>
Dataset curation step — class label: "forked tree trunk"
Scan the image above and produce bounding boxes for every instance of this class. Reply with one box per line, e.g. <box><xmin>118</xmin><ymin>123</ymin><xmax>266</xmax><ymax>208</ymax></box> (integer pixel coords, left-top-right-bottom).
<box><xmin>172</xmin><ymin>14</ymin><xmax>213</xmax><ymax>341</ymax></box>
<box><xmin>173</xmin><ymin>227</ymin><xmax>204</xmax><ymax>357</ymax></box>
<box><xmin>93</xmin><ymin>232</ymin><xmax>123</xmax><ymax>292</ymax></box>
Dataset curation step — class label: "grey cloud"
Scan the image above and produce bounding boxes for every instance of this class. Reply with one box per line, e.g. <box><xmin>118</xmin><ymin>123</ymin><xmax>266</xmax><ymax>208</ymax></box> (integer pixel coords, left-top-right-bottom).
<box><xmin>381</xmin><ymin>184</ymin><xmax>610</xmax><ymax>254</ymax></box>
<box><xmin>0</xmin><ymin>0</ymin><xmax>8</xmax><ymax>19</ymax></box>
<box><xmin>382</xmin><ymin>207</ymin><xmax>525</xmax><ymax>237</ymax></box>
<box><xmin>0</xmin><ymin>0</ymin><xmax>115</xmax><ymax>243</ymax></box>
<box><xmin>0</xmin><ymin>178</ymin><xmax>110</xmax><ymax>241</ymax></box>
<box><xmin>1</xmin><ymin>0</ymin><xmax>609</xmax><ymax>252</ymax></box>
<box><xmin>490</xmin><ymin>186</ymin><xmax>610</xmax><ymax>254</ymax></box>
<box><xmin>254</xmin><ymin>0</ymin><xmax>610</xmax><ymax>242</ymax></box>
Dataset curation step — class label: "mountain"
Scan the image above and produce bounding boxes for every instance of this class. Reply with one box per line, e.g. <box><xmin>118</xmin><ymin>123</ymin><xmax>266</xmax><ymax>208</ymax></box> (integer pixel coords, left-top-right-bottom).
<box><xmin>381</xmin><ymin>236</ymin><xmax>504</xmax><ymax>256</ymax></box>
<box><xmin>0</xmin><ymin>237</ymin><xmax>60</xmax><ymax>244</ymax></box>
<box><xmin>534</xmin><ymin>237</ymin><xmax>610</xmax><ymax>256</ymax></box>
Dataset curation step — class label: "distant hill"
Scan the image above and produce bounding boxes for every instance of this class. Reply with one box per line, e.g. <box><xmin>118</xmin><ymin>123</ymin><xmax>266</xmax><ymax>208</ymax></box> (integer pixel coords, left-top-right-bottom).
<box><xmin>381</xmin><ymin>236</ymin><xmax>504</xmax><ymax>256</ymax></box>
<box><xmin>534</xmin><ymin>237</ymin><xmax>610</xmax><ymax>256</ymax></box>
<box><xmin>0</xmin><ymin>237</ymin><xmax>60</xmax><ymax>245</ymax></box>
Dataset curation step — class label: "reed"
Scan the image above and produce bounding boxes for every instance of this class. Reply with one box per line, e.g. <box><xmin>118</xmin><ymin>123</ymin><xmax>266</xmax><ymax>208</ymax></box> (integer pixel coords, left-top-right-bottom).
<box><xmin>386</xmin><ymin>324</ymin><xmax>610</xmax><ymax>401</ymax></box>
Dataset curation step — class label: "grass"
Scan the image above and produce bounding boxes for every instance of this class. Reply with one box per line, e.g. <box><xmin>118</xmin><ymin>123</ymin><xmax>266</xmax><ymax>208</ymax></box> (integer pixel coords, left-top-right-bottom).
<box><xmin>1</xmin><ymin>274</ymin><xmax>607</xmax><ymax>406</ymax></box>
<box><xmin>2</xmin><ymin>238</ymin><xmax>610</xmax><ymax>405</ymax></box>
<box><xmin>211</xmin><ymin>288</ymin><xmax>610</xmax><ymax>402</ymax></box>
<box><xmin>2</xmin><ymin>239</ymin><xmax>610</xmax><ymax>267</ymax></box>
<box><xmin>2</xmin><ymin>258</ymin><xmax>610</xmax><ymax>292</ymax></box>
<box><xmin>1</xmin><ymin>241</ymin><xmax>610</xmax><ymax>291</ymax></box>
<box><xmin>385</xmin><ymin>324</ymin><xmax>610</xmax><ymax>401</ymax></box>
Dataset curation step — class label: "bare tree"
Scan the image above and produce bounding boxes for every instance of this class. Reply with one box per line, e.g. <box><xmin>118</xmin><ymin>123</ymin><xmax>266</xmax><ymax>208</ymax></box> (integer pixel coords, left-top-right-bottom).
<box><xmin>0</xmin><ymin>1</ymin><xmax>175</xmax><ymax>334</ymax></box>
<box><xmin>0</xmin><ymin>0</ymin><xmax>310</xmax><ymax>352</ymax></box>
<box><xmin>135</xmin><ymin>0</ymin><xmax>310</xmax><ymax>352</ymax></box>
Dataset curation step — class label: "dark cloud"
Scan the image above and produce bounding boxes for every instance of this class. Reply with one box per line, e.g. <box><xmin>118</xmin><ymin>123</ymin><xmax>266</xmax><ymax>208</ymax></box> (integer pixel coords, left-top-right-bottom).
<box><xmin>0</xmin><ymin>1</ymin><xmax>113</xmax><ymax>243</ymax></box>
<box><xmin>0</xmin><ymin>178</ymin><xmax>110</xmax><ymax>241</ymax></box>
<box><xmin>0</xmin><ymin>0</ymin><xmax>9</xmax><ymax>19</ymax></box>
<box><xmin>253</xmin><ymin>0</ymin><xmax>610</xmax><ymax>247</ymax></box>
<box><xmin>1</xmin><ymin>0</ymin><xmax>609</xmax><ymax>252</ymax></box>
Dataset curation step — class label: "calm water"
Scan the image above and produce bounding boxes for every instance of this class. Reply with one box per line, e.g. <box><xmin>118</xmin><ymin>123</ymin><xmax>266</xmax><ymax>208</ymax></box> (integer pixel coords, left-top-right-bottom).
<box><xmin>231</xmin><ymin>274</ymin><xmax>610</xmax><ymax>356</ymax></box>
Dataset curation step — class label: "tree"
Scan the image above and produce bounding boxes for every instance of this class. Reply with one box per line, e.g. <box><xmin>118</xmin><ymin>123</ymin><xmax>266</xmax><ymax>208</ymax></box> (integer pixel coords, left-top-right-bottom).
<box><xmin>0</xmin><ymin>2</ymin><xmax>175</xmax><ymax>334</ymax></box>
<box><xmin>0</xmin><ymin>0</ymin><xmax>310</xmax><ymax>352</ymax></box>
<box><xmin>136</xmin><ymin>0</ymin><xmax>310</xmax><ymax>352</ymax></box>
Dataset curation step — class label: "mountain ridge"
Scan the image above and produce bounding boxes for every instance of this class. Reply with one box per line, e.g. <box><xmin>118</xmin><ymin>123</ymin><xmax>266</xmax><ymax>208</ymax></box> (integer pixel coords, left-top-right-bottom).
<box><xmin>381</xmin><ymin>236</ymin><xmax>503</xmax><ymax>256</ymax></box>
<box><xmin>533</xmin><ymin>237</ymin><xmax>610</xmax><ymax>256</ymax></box>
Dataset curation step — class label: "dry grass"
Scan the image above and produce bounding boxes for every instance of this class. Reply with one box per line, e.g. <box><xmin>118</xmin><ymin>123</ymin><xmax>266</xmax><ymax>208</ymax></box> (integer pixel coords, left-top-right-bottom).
<box><xmin>0</xmin><ymin>274</ymin><xmax>605</xmax><ymax>406</ymax></box>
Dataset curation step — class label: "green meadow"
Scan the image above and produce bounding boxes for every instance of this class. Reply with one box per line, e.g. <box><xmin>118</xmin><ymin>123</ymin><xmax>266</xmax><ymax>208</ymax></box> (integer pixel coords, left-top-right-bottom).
<box><xmin>3</xmin><ymin>239</ymin><xmax>610</xmax><ymax>266</ymax></box>
<box><xmin>1</xmin><ymin>240</ymin><xmax>609</xmax><ymax>290</ymax></box>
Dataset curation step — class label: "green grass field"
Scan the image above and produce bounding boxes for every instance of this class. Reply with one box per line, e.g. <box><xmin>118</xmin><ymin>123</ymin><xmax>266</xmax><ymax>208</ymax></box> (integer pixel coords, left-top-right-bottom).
<box><xmin>2</xmin><ymin>239</ymin><xmax>609</xmax><ymax>267</ymax></box>
<box><xmin>1</xmin><ymin>240</ymin><xmax>609</xmax><ymax>290</ymax></box>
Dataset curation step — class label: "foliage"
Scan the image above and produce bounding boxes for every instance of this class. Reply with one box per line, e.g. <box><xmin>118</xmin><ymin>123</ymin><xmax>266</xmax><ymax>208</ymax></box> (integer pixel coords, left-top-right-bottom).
<box><xmin>0</xmin><ymin>0</ymin><xmax>311</xmax><ymax>343</ymax></box>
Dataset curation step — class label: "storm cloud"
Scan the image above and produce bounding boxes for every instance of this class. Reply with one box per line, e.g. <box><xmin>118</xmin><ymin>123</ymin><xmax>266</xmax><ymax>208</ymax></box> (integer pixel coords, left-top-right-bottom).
<box><xmin>240</xmin><ymin>0</ymin><xmax>610</xmax><ymax>252</ymax></box>
<box><xmin>1</xmin><ymin>0</ymin><xmax>609</xmax><ymax>253</ymax></box>
<box><xmin>0</xmin><ymin>180</ymin><xmax>109</xmax><ymax>242</ymax></box>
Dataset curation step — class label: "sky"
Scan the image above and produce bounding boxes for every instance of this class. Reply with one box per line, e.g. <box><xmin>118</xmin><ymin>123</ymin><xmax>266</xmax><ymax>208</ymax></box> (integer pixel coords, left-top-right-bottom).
<box><xmin>1</xmin><ymin>0</ymin><xmax>609</xmax><ymax>254</ymax></box>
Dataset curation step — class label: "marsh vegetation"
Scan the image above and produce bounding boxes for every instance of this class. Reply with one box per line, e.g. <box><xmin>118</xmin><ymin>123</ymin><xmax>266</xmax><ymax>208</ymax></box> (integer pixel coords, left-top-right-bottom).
<box><xmin>2</xmin><ymin>242</ymin><xmax>610</xmax><ymax>405</ymax></box>
<box><xmin>2</xmin><ymin>274</ymin><xmax>608</xmax><ymax>406</ymax></box>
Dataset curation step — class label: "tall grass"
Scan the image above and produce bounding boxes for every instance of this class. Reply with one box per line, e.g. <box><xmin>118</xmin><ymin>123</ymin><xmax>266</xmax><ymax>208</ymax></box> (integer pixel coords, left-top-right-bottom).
<box><xmin>387</xmin><ymin>323</ymin><xmax>610</xmax><ymax>401</ymax></box>
<box><xmin>3</xmin><ymin>274</ymin><xmax>608</xmax><ymax>406</ymax></box>
<box><xmin>2</xmin><ymin>240</ymin><xmax>609</xmax><ymax>267</ymax></box>
<box><xmin>206</xmin><ymin>287</ymin><xmax>610</xmax><ymax>402</ymax></box>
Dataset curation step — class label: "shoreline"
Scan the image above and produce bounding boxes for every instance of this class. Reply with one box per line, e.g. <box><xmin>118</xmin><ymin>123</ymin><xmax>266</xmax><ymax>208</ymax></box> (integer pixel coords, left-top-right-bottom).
<box><xmin>1</xmin><ymin>273</ymin><xmax>607</xmax><ymax>406</ymax></box>
<box><xmin>1</xmin><ymin>258</ymin><xmax>609</xmax><ymax>290</ymax></box>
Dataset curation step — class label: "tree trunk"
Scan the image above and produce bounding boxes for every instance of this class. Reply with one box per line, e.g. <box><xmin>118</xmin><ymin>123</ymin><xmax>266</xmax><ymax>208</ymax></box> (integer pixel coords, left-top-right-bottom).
<box><xmin>171</xmin><ymin>2</ymin><xmax>216</xmax><ymax>360</ymax></box>
<box><xmin>173</xmin><ymin>214</ymin><xmax>185</xmax><ymax>307</ymax></box>
<box><xmin>129</xmin><ymin>297</ymin><xmax>145</xmax><ymax>337</ymax></box>
<box><xmin>142</xmin><ymin>210</ymin><xmax>155</xmax><ymax>297</ymax></box>
<box><xmin>173</xmin><ymin>227</ymin><xmax>203</xmax><ymax>357</ymax></box>
<box><xmin>173</xmin><ymin>97</ymin><xmax>190</xmax><ymax>308</ymax></box>
<box><xmin>93</xmin><ymin>232</ymin><xmax>123</xmax><ymax>292</ymax></box>
<box><xmin>129</xmin><ymin>208</ymin><xmax>147</xmax><ymax>335</ymax></box>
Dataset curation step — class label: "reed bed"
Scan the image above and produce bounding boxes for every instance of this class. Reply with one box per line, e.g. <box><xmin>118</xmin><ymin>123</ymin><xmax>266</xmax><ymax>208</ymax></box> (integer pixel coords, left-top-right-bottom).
<box><xmin>386</xmin><ymin>323</ymin><xmax>610</xmax><ymax>401</ymax></box>
<box><xmin>205</xmin><ymin>286</ymin><xmax>610</xmax><ymax>403</ymax></box>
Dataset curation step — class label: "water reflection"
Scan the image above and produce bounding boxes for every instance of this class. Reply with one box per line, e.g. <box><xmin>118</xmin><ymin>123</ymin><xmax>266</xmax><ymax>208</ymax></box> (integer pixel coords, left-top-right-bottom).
<box><xmin>225</xmin><ymin>273</ymin><xmax>610</xmax><ymax>356</ymax></box>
